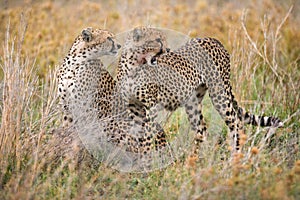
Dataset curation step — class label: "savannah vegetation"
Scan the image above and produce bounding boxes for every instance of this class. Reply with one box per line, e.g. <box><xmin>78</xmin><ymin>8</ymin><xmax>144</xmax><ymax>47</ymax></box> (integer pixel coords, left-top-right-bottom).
<box><xmin>0</xmin><ymin>0</ymin><xmax>299</xmax><ymax>199</ymax></box>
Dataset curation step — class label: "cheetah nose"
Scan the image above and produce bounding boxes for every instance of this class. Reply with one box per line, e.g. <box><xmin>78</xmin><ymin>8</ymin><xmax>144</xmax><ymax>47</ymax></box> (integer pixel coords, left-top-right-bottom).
<box><xmin>116</xmin><ymin>44</ymin><xmax>121</xmax><ymax>49</ymax></box>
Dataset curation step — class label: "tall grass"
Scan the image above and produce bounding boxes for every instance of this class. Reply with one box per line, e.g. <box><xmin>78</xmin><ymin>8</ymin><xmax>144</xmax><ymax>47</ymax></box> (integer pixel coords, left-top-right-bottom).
<box><xmin>0</xmin><ymin>18</ymin><xmax>53</xmax><ymax>198</ymax></box>
<box><xmin>0</xmin><ymin>0</ymin><xmax>299</xmax><ymax>199</ymax></box>
<box><xmin>0</xmin><ymin>17</ymin><xmax>102</xmax><ymax>199</ymax></box>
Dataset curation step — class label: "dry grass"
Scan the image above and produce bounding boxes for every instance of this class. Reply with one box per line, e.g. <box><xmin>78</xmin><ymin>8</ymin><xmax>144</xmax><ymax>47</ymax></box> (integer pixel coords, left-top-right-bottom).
<box><xmin>0</xmin><ymin>0</ymin><xmax>299</xmax><ymax>199</ymax></box>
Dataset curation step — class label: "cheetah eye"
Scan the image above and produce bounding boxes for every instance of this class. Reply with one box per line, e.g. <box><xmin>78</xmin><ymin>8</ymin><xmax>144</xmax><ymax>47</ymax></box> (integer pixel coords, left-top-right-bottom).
<box><xmin>155</xmin><ymin>38</ymin><xmax>161</xmax><ymax>42</ymax></box>
<box><xmin>107</xmin><ymin>37</ymin><xmax>113</xmax><ymax>42</ymax></box>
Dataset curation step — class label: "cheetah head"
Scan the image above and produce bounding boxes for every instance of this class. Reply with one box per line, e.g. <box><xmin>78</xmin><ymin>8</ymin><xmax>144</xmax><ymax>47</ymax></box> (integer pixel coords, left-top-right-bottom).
<box><xmin>73</xmin><ymin>27</ymin><xmax>121</xmax><ymax>59</ymax></box>
<box><xmin>124</xmin><ymin>26</ymin><xmax>169</xmax><ymax>66</ymax></box>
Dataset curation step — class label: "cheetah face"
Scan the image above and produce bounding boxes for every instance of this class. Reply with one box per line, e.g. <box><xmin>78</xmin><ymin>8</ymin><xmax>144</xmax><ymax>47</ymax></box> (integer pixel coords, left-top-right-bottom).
<box><xmin>124</xmin><ymin>26</ymin><xmax>169</xmax><ymax>66</ymax></box>
<box><xmin>77</xmin><ymin>27</ymin><xmax>121</xmax><ymax>59</ymax></box>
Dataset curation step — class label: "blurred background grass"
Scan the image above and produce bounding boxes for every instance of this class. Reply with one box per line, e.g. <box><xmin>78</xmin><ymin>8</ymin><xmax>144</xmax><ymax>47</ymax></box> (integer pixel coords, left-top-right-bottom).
<box><xmin>1</xmin><ymin>0</ymin><xmax>298</xmax><ymax>76</ymax></box>
<box><xmin>0</xmin><ymin>0</ymin><xmax>299</xmax><ymax>199</ymax></box>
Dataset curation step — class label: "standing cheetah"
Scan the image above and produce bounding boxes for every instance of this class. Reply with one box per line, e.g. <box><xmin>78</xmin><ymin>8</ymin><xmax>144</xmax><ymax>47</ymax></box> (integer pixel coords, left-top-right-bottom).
<box><xmin>117</xmin><ymin>27</ymin><xmax>283</xmax><ymax>153</ymax></box>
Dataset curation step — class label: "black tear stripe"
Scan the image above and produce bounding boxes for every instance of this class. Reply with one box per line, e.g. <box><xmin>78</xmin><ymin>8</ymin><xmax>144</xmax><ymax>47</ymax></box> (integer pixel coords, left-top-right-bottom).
<box><xmin>150</xmin><ymin>39</ymin><xmax>164</xmax><ymax>65</ymax></box>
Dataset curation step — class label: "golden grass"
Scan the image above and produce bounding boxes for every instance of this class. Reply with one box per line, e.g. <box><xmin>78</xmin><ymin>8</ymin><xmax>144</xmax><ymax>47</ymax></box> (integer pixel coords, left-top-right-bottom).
<box><xmin>0</xmin><ymin>0</ymin><xmax>299</xmax><ymax>199</ymax></box>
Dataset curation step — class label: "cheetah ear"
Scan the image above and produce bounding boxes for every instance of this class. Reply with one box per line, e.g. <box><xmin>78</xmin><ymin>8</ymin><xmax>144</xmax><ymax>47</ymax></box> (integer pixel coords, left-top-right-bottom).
<box><xmin>82</xmin><ymin>28</ymin><xmax>93</xmax><ymax>42</ymax></box>
<box><xmin>133</xmin><ymin>28</ymin><xmax>143</xmax><ymax>42</ymax></box>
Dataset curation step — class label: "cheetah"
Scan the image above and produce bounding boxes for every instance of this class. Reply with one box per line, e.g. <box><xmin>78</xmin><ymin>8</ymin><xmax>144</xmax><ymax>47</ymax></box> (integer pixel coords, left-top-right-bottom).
<box><xmin>117</xmin><ymin>27</ymin><xmax>283</xmax><ymax>153</ymax></box>
<box><xmin>57</xmin><ymin>27</ymin><xmax>121</xmax><ymax>127</ymax></box>
<box><xmin>56</xmin><ymin>27</ymin><xmax>169</xmax><ymax>161</ymax></box>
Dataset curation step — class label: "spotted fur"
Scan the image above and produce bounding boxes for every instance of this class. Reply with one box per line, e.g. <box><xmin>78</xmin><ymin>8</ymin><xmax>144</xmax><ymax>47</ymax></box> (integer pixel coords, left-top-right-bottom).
<box><xmin>57</xmin><ymin>27</ymin><xmax>168</xmax><ymax>156</ymax></box>
<box><xmin>117</xmin><ymin>27</ymin><xmax>283</xmax><ymax>153</ymax></box>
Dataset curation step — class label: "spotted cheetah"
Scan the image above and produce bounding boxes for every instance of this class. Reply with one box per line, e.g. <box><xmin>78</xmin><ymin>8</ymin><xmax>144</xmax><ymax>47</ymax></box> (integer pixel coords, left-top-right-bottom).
<box><xmin>57</xmin><ymin>27</ymin><xmax>121</xmax><ymax>127</ymax></box>
<box><xmin>117</xmin><ymin>27</ymin><xmax>283</xmax><ymax>153</ymax></box>
<box><xmin>56</xmin><ymin>27</ymin><xmax>168</xmax><ymax>158</ymax></box>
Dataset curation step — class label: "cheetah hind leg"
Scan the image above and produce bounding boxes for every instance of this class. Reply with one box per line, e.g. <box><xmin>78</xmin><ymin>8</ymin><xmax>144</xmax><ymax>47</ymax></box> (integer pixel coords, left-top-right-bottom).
<box><xmin>207</xmin><ymin>82</ymin><xmax>243</xmax><ymax>154</ymax></box>
<box><xmin>184</xmin><ymin>86</ymin><xmax>208</xmax><ymax>156</ymax></box>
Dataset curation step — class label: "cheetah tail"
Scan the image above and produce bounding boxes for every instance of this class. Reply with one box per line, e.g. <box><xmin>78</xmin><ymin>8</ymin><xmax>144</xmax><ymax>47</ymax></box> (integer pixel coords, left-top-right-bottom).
<box><xmin>234</xmin><ymin>100</ymin><xmax>283</xmax><ymax>128</ymax></box>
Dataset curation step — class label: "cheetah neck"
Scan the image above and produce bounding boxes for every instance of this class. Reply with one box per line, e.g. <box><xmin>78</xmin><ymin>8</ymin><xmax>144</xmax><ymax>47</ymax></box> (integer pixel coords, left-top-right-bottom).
<box><xmin>116</xmin><ymin>49</ymin><xmax>142</xmax><ymax>81</ymax></box>
<box><xmin>63</xmin><ymin>54</ymin><xmax>103</xmax><ymax>70</ymax></box>
<box><xmin>63</xmin><ymin>39</ymin><xmax>106</xmax><ymax>70</ymax></box>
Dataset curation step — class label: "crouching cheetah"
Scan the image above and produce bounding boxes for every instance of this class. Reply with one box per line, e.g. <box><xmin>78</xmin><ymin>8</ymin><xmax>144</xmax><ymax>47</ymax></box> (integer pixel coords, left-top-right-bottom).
<box><xmin>56</xmin><ymin>28</ymin><xmax>169</xmax><ymax>162</ymax></box>
<box><xmin>117</xmin><ymin>27</ymin><xmax>283</xmax><ymax>153</ymax></box>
